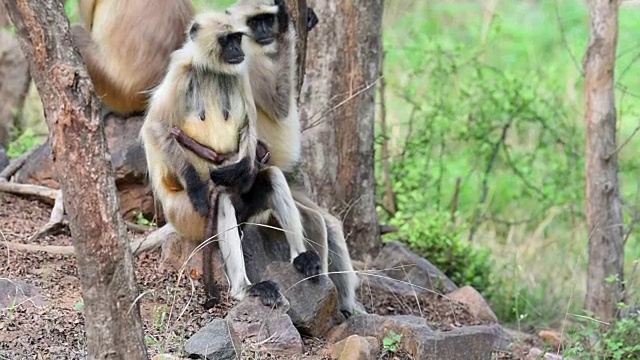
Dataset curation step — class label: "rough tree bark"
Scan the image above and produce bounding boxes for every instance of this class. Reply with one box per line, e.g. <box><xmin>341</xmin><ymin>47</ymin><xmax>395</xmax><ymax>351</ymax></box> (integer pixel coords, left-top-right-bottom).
<box><xmin>584</xmin><ymin>0</ymin><xmax>624</xmax><ymax>323</ymax></box>
<box><xmin>1</xmin><ymin>1</ymin><xmax>147</xmax><ymax>358</ymax></box>
<box><xmin>300</xmin><ymin>0</ymin><xmax>383</xmax><ymax>262</ymax></box>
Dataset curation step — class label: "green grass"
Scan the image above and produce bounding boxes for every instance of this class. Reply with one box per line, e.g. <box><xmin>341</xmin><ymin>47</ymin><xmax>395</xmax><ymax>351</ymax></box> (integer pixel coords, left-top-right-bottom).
<box><xmin>379</xmin><ymin>0</ymin><xmax>640</xmax><ymax>327</ymax></box>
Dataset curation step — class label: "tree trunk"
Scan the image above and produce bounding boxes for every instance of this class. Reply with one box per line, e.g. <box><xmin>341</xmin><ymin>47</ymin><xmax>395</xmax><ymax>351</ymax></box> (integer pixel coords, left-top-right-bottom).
<box><xmin>584</xmin><ymin>0</ymin><xmax>624</xmax><ymax>323</ymax></box>
<box><xmin>1</xmin><ymin>1</ymin><xmax>147</xmax><ymax>358</ymax></box>
<box><xmin>300</xmin><ymin>0</ymin><xmax>383</xmax><ymax>262</ymax></box>
<box><xmin>284</xmin><ymin>0</ymin><xmax>309</xmax><ymax>98</ymax></box>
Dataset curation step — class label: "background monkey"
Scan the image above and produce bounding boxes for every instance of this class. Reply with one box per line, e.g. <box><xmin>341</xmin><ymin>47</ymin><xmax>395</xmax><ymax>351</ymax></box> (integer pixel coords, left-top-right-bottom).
<box><xmin>140</xmin><ymin>10</ymin><xmax>320</xmax><ymax>306</ymax></box>
<box><xmin>228</xmin><ymin>0</ymin><xmax>359</xmax><ymax>318</ymax></box>
<box><xmin>72</xmin><ymin>0</ymin><xmax>195</xmax><ymax>115</ymax></box>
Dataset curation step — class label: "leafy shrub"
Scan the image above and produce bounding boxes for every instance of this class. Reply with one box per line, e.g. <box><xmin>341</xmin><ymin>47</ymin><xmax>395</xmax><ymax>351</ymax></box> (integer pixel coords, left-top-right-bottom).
<box><xmin>565</xmin><ymin>309</ymin><xmax>640</xmax><ymax>359</ymax></box>
<box><xmin>387</xmin><ymin>209</ymin><xmax>495</xmax><ymax>295</ymax></box>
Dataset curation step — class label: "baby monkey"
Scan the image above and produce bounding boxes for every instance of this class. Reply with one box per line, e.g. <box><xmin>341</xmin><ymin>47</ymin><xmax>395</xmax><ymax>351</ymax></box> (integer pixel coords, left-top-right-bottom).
<box><xmin>140</xmin><ymin>10</ymin><xmax>320</xmax><ymax>307</ymax></box>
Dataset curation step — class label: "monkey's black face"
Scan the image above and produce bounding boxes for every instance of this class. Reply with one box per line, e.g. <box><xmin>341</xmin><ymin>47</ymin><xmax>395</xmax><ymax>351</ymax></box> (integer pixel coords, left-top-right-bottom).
<box><xmin>247</xmin><ymin>14</ymin><xmax>276</xmax><ymax>46</ymax></box>
<box><xmin>219</xmin><ymin>32</ymin><xmax>245</xmax><ymax>64</ymax></box>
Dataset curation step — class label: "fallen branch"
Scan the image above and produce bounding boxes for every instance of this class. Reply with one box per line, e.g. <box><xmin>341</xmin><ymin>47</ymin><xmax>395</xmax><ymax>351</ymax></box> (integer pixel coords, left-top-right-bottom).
<box><xmin>0</xmin><ymin>181</ymin><xmax>59</xmax><ymax>203</ymax></box>
<box><xmin>0</xmin><ymin>147</ymin><xmax>36</xmax><ymax>180</ymax></box>
<box><xmin>2</xmin><ymin>223</ymin><xmax>177</xmax><ymax>256</ymax></box>
<box><xmin>28</xmin><ymin>190</ymin><xmax>66</xmax><ymax>242</ymax></box>
<box><xmin>0</xmin><ymin>241</ymin><xmax>75</xmax><ymax>255</ymax></box>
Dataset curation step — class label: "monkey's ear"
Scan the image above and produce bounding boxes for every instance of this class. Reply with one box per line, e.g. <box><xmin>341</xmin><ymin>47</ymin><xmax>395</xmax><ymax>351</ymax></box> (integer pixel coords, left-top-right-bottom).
<box><xmin>189</xmin><ymin>22</ymin><xmax>201</xmax><ymax>41</ymax></box>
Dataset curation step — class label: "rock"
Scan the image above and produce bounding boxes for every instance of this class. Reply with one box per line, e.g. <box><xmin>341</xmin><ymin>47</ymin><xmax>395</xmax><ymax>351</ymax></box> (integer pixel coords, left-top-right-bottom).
<box><xmin>405</xmin><ymin>324</ymin><xmax>501</xmax><ymax>360</ymax></box>
<box><xmin>225</xmin><ymin>296</ymin><xmax>303</xmax><ymax>355</ymax></box>
<box><xmin>0</xmin><ymin>30</ymin><xmax>31</xmax><ymax>149</ymax></box>
<box><xmin>0</xmin><ymin>278</ymin><xmax>49</xmax><ymax>309</ymax></box>
<box><xmin>327</xmin><ymin>314</ymin><xmax>500</xmax><ymax>360</ymax></box>
<box><xmin>326</xmin><ymin>313</ymin><xmax>433</xmax><ymax>344</ymax></box>
<box><xmin>538</xmin><ymin>329</ymin><xmax>565</xmax><ymax>350</ymax></box>
<box><xmin>372</xmin><ymin>241</ymin><xmax>458</xmax><ymax>294</ymax></box>
<box><xmin>0</xmin><ymin>146</ymin><xmax>8</xmax><ymax>172</ymax></box>
<box><xmin>328</xmin><ymin>335</ymin><xmax>379</xmax><ymax>360</ymax></box>
<box><xmin>14</xmin><ymin>115</ymin><xmax>158</xmax><ymax>222</ymax></box>
<box><xmin>358</xmin><ymin>273</ymin><xmax>431</xmax><ymax>298</ymax></box>
<box><xmin>151</xmin><ymin>355</ymin><xmax>181</xmax><ymax>360</ymax></box>
<box><xmin>241</xmin><ymin>225</ymin><xmax>291</xmax><ymax>284</ymax></box>
<box><xmin>494</xmin><ymin>326</ymin><xmax>537</xmax><ymax>352</ymax></box>
<box><xmin>160</xmin><ymin>233</ymin><xmax>228</xmax><ymax>291</ymax></box>
<box><xmin>262</xmin><ymin>261</ymin><xmax>342</xmax><ymax>337</ymax></box>
<box><xmin>184</xmin><ymin>319</ymin><xmax>241</xmax><ymax>360</ymax></box>
<box><xmin>527</xmin><ymin>347</ymin><xmax>566</xmax><ymax>360</ymax></box>
<box><xmin>447</xmin><ymin>285</ymin><xmax>498</xmax><ymax>323</ymax></box>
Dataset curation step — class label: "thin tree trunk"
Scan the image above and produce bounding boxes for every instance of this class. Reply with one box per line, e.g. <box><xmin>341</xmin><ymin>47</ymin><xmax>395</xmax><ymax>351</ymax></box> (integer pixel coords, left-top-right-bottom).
<box><xmin>584</xmin><ymin>0</ymin><xmax>624</xmax><ymax>323</ymax></box>
<box><xmin>300</xmin><ymin>0</ymin><xmax>383</xmax><ymax>262</ymax></box>
<box><xmin>284</xmin><ymin>0</ymin><xmax>309</xmax><ymax>98</ymax></box>
<box><xmin>1</xmin><ymin>1</ymin><xmax>147</xmax><ymax>358</ymax></box>
<box><xmin>378</xmin><ymin>50</ymin><xmax>396</xmax><ymax>215</ymax></box>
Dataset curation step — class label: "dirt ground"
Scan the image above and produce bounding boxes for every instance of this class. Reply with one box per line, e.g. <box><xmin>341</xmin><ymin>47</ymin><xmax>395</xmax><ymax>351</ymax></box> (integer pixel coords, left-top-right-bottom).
<box><xmin>0</xmin><ymin>192</ymin><xmax>532</xmax><ymax>359</ymax></box>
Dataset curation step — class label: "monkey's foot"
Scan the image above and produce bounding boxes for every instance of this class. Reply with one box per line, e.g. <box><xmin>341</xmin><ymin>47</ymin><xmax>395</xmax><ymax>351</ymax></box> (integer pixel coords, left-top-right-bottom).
<box><xmin>293</xmin><ymin>250</ymin><xmax>321</xmax><ymax>283</ymax></box>
<box><xmin>247</xmin><ymin>280</ymin><xmax>283</xmax><ymax>307</ymax></box>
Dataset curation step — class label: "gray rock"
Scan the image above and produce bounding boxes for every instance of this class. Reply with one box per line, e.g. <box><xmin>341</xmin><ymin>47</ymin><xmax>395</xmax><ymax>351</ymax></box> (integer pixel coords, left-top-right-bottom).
<box><xmin>327</xmin><ymin>313</ymin><xmax>433</xmax><ymax>344</ymax></box>
<box><xmin>358</xmin><ymin>273</ymin><xmax>431</xmax><ymax>298</ymax></box>
<box><xmin>0</xmin><ymin>30</ymin><xmax>30</xmax><ymax>149</ymax></box>
<box><xmin>328</xmin><ymin>313</ymin><xmax>500</xmax><ymax>360</ymax></box>
<box><xmin>0</xmin><ymin>278</ymin><xmax>49</xmax><ymax>309</ymax></box>
<box><xmin>184</xmin><ymin>319</ymin><xmax>241</xmax><ymax>360</ymax></box>
<box><xmin>447</xmin><ymin>285</ymin><xmax>498</xmax><ymax>323</ymax></box>
<box><xmin>0</xmin><ymin>146</ymin><xmax>8</xmax><ymax>172</ymax></box>
<box><xmin>328</xmin><ymin>335</ymin><xmax>380</xmax><ymax>360</ymax></box>
<box><xmin>372</xmin><ymin>241</ymin><xmax>458</xmax><ymax>293</ymax></box>
<box><xmin>225</xmin><ymin>296</ymin><xmax>303</xmax><ymax>355</ymax></box>
<box><xmin>262</xmin><ymin>261</ymin><xmax>342</xmax><ymax>337</ymax></box>
<box><xmin>405</xmin><ymin>324</ymin><xmax>501</xmax><ymax>360</ymax></box>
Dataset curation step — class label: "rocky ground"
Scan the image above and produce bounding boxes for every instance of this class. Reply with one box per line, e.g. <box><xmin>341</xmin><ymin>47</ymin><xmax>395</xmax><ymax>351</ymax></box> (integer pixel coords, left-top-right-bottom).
<box><xmin>0</xmin><ymin>191</ymin><xmax>553</xmax><ymax>359</ymax></box>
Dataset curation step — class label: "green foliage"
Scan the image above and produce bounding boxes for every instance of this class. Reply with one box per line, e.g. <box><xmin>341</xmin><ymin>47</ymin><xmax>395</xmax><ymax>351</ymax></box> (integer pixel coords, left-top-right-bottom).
<box><xmin>387</xmin><ymin>209</ymin><xmax>494</xmax><ymax>294</ymax></box>
<box><xmin>382</xmin><ymin>330</ymin><xmax>403</xmax><ymax>353</ymax></box>
<box><xmin>135</xmin><ymin>211</ymin><xmax>156</xmax><ymax>227</ymax></box>
<box><xmin>565</xmin><ymin>310</ymin><xmax>640</xmax><ymax>359</ymax></box>
<box><xmin>7</xmin><ymin>128</ymin><xmax>42</xmax><ymax>159</ymax></box>
<box><xmin>377</xmin><ymin>0</ymin><xmax>640</xmax><ymax>326</ymax></box>
<box><xmin>73</xmin><ymin>300</ymin><xmax>84</xmax><ymax>312</ymax></box>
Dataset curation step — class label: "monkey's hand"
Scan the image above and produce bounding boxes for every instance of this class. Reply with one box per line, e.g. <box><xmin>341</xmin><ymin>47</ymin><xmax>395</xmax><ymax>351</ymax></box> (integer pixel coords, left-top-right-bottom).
<box><xmin>274</xmin><ymin>0</ymin><xmax>290</xmax><ymax>34</ymax></box>
<box><xmin>257</xmin><ymin>140</ymin><xmax>271</xmax><ymax>166</ymax></box>
<box><xmin>306</xmin><ymin>8</ymin><xmax>319</xmax><ymax>32</ymax></box>
<box><xmin>209</xmin><ymin>157</ymin><xmax>258</xmax><ymax>193</ymax></box>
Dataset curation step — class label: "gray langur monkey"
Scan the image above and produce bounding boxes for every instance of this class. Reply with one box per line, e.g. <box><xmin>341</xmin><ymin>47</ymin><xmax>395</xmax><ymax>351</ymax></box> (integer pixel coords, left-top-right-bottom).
<box><xmin>227</xmin><ymin>0</ymin><xmax>359</xmax><ymax>318</ymax></box>
<box><xmin>139</xmin><ymin>10</ymin><xmax>321</xmax><ymax>308</ymax></box>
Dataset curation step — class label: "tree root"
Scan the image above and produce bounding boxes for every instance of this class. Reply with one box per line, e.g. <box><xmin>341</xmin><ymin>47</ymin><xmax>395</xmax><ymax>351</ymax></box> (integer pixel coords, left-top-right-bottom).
<box><xmin>0</xmin><ymin>147</ymin><xmax>36</xmax><ymax>181</ymax></box>
<box><xmin>0</xmin><ymin>178</ymin><xmax>173</xmax><ymax>256</ymax></box>
<box><xmin>0</xmin><ymin>181</ymin><xmax>59</xmax><ymax>204</ymax></box>
<box><xmin>2</xmin><ymin>223</ymin><xmax>176</xmax><ymax>256</ymax></box>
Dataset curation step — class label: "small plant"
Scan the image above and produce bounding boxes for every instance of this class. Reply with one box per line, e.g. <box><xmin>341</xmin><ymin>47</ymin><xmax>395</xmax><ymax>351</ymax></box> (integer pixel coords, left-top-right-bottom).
<box><xmin>73</xmin><ymin>300</ymin><xmax>85</xmax><ymax>311</ymax></box>
<box><xmin>383</xmin><ymin>330</ymin><xmax>403</xmax><ymax>353</ymax></box>
<box><xmin>152</xmin><ymin>304</ymin><xmax>169</xmax><ymax>332</ymax></box>
<box><xmin>135</xmin><ymin>211</ymin><xmax>156</xmax><ymax>227</ymax></box>
<box><xmin>7</xmin><ymin>298</ymin><xmax>18</xmax><ymax>321</ymax></box>
<box><xmin>564</xmin><ymin>307</ymin><xmax>640</xmax><ymax>359</ymax></box>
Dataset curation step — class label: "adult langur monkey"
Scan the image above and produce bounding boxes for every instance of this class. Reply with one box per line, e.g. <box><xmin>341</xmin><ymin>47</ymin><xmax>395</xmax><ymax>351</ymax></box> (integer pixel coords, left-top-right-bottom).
<box><xmin>227</xmin><ymin>0</ymin><xmax>359</xmax><ymax>318</ymax></box>
<box><xmin>72</xmin><ymin>0</ymin><xmax>195</xmax><ymax>116</ymax></box>
<box><xmin>140</xmin><ymin>10</ymin><xmax>321</xmax><ymax>307</ymax></box>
